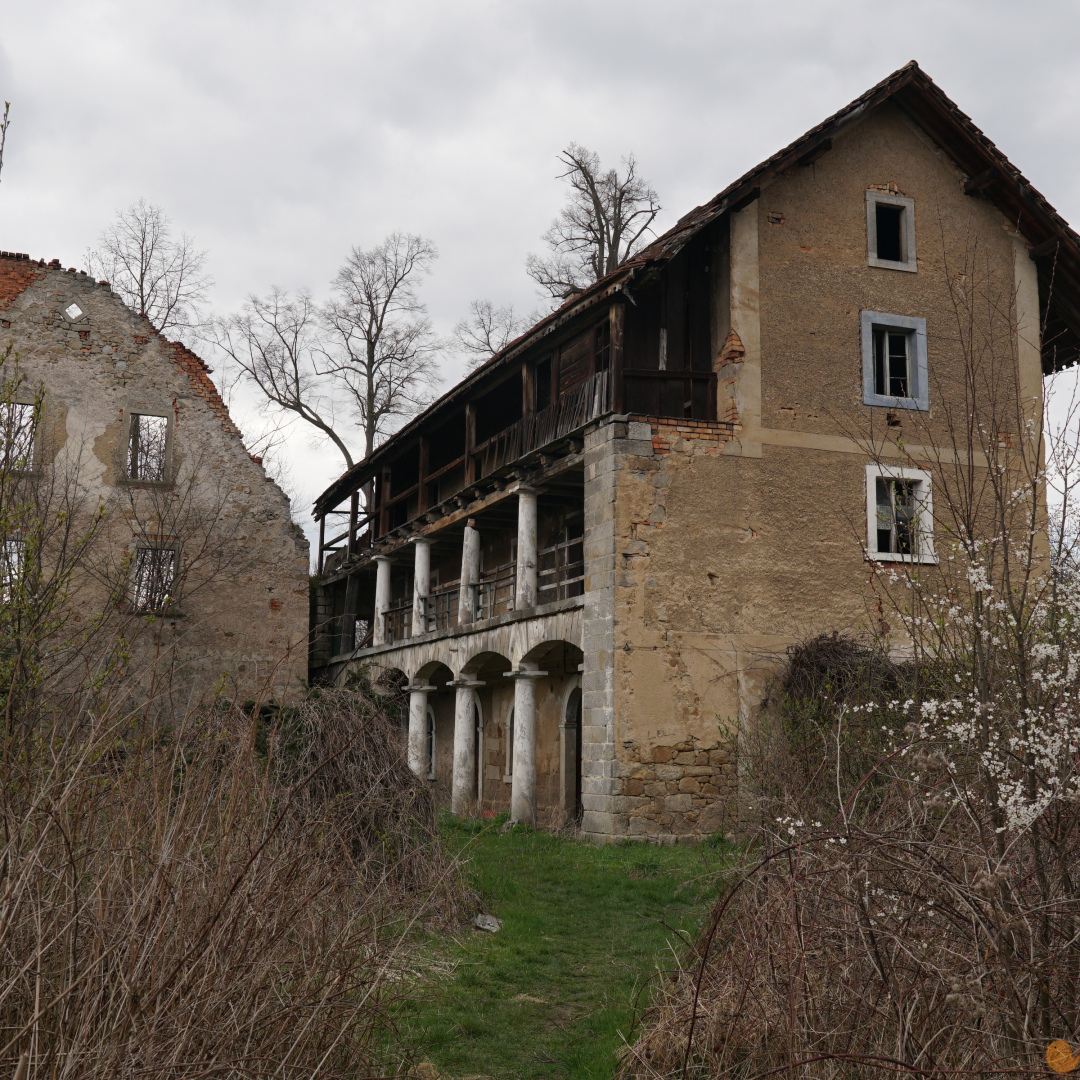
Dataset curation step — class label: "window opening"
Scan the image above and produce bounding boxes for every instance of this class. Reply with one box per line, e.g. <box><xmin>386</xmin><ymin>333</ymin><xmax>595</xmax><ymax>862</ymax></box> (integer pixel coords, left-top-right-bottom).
<box><xmin>535</xmin><ymin>356</ymin><xmax>552</xmax><ymax>412</ymax></box>
<box><xmin>131</xmin><ymin>547</ymin><xmax>177</xmax><ymax>612</ymax></box>
<box><xmin>873</xmin><ymin>327</ymin><xmax>911</xmax><ymax>399</ymax></box>
<box><xmin>0</xmin><ymin>403</ymin><xmax>35</xmax><ymax>471</ymax></box>
<box><xmin>876</xmin><ymin>478</ymin><xmax>918</xmax><ymax>556</ymax></box>
<box><xmin>128</xmin><ymin>414</ymin><xmax>168</xmax><ymax>482</ymax></box>
<box><xmin>0</xmin><ymin>538</ymin><xmax>24</xmax><ymax>603</ymax></box>
<box><xmin>874</xmin><ymin>204</ymin><xmax>904</xmax><ymax>263</ymax></box>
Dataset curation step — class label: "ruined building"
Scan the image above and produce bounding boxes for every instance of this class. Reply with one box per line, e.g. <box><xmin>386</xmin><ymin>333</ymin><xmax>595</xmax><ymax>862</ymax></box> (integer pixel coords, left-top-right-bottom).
<box><xmin>311</xmin><ymin>62</ymin><xmax>1072</xmax><ymax>841</ymax></box>
<box><xmin>0</xmin><ymin>253</ymin><xmax>309</xmax><ymax>702</ymax></box>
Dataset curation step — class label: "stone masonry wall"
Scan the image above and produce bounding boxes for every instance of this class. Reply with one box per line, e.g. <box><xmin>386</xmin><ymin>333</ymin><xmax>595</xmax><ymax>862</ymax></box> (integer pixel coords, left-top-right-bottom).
<box><xmin>0</xmin><ymin>253</ymin><xmax>310</xmax><ymax>701</ymax></box>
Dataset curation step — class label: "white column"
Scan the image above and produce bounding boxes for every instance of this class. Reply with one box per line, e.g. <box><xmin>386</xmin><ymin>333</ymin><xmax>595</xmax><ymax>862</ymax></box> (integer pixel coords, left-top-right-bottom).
<box><xmin>458</xmin><ymin>519</ymin><xmax>480</xmax><ymax>625</ymax></box>
<box><xmin>406</xmin><ymin>683</ymin><xmax>435</xmax><ymax>777</ymax></box>
<box><xmin>511</xmin><ymin>484</ymin><xmax>538</xmax><ymax>610</ymax></box>
<box><xmin>372</xmin><ymin>555</ymin><xmax>392</xmax><ymax>646</ymax></box>
<box><xmin>449</xmin><ymin>678</ymin><xmax>484</xmax><ymax>815</ymax></box>
<box><xmin>410</xmin><ymin>537</ymin><xmax>432</xmax><ymax>637</ymax></box>
<box><xmin>507</xmin><ymin>666</ymin><xmax>547</xmax><ymax>826</ymax></box>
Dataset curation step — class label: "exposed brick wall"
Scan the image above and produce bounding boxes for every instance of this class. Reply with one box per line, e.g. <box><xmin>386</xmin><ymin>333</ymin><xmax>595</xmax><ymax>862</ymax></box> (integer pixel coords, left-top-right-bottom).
<box><xmin>163</xmin><ymin>340</ymin><xmax>242</xmax><ymax>439</ymax></box>
<box><xmin>628</xmin><ymin>416</ymin><xmax>739</xmax><ymax>457</ymax></box>
<box><xmin>0</xmin><ymin>254</ymin><xmax>44</xmax><ymax>311</ymax></box>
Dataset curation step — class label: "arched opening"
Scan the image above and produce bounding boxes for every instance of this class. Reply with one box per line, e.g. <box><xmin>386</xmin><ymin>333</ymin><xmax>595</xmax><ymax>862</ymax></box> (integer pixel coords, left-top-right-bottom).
<box><xmin>563</xmin><ymin>685</ymin><xmax>583</xmax><ymax>824</ymax></box>
<box><xmin>459</xmin><ymin>651</ymin><xmax>512</xmax><ymax>814</ymax></box>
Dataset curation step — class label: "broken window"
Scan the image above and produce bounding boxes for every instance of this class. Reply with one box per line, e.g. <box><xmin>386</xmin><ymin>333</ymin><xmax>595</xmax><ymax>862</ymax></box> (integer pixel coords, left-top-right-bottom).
<box><xmin>0</xmin><ymin>402</ymin><xmax>35</xmax><ymax>472</ymax></box>
<box><xmin>0</xmin><ymin>538</ymin><xmax>24</xmax><ymax>604</ymax></box>
<box><xmin>127</xmin><ymin>413</ymin><xmax>169</xmax><ymax>482</ymax></box>
<box><xmin>866</xmin><ymin>466</ymin><xmax>935</xmax><ymax>562</ymax></box>
<box><xmin>861</xmin><ymin>312</ymin><xmax>928</xmax><ymax>410</ymax></box>
<box><xmin>131</xmin><ymin>546</ymin><xmax>177</xmax><ymax>612</ymax></box>
<box><xmin>866</xmin><ymin>192</ymin><xmax>916</xmax><ymax>271</ymax></box>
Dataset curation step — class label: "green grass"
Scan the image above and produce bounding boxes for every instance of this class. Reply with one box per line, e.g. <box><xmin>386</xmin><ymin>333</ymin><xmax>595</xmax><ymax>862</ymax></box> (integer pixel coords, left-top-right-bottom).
<box><xmin>403</xmin><ymin>816</ymin><xmax>726</xmax><ymax>1080</ymax></box>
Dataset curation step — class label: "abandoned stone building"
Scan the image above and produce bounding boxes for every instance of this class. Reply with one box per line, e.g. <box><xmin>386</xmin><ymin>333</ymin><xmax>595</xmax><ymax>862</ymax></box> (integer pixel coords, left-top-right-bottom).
<box><xmin>311</xmin><ymin>62</ymin><xmax>1074</xmax><ymax>841</ymax></box>
<box><xmin>0</xmin><ymin>253</ymin><xmax>310</xmax><ymax>702</ymax></box>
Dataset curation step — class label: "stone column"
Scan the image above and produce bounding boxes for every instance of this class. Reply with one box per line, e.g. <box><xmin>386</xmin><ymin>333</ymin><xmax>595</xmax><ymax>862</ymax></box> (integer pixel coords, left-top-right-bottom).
<box><xmin>511</xmin><ymin>484</ymin><xmax>538</xmax><ymax>610</ymax></box>
<box><xmin>372</xmin><ymin>555</ymin><xmax>392</xmax><ymax>647</ymax></box>
<box><xmin>410</xmin><ymin>537</ymin><xmax>432</xmax><ymax>637</ymax></box>
<box><xmin>458</xmin><ymin>519</ymin><xmax>480</xmax><ymax>625</ymax></box>
<box><xmin>448</xmin><ymin>678</ymin><xmax>484</xmax><ymax>815</ymax></box>
<box><xmin>406</xmin><ymin>683</ymin><xmax>435</xmax><ymax>777</ymax></box>
<box><xmin>506</xmin><ymin>666</ymin><xmax>547</xmax><ymax>826</ymax></box>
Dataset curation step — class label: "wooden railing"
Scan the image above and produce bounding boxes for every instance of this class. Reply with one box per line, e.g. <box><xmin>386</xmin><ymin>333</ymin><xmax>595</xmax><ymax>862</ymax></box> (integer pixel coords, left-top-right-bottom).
<box><xmin>537</xmin><ymin>536</ymin><xmax>585</xmax><ymax>604</ymax></box>
<box><xmin>424</xmin><ymin>581</ymin><xmax>460</xmax><ymax>633</ymax></box>
<box><xmin>473</xmin><ymin>369</ymin><xmax>610</xmax><ymax>480</ymax></box>
<box><xmin>474</xmin><ymin>561</ymin><xmax>516</xmax><ymax>621</ymax></box>
<box><xmin>383</xmin><ymin>598</ymin><xmax>413</xmax><ymax>644</ymax></box>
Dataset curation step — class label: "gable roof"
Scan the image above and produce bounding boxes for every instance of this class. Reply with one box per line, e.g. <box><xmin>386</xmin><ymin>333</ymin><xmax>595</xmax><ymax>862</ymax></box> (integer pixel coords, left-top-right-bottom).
<box><xmin>315</xmin><ymin>62</ymin><xmax>1080</xmax><ymax>517</ymax></box>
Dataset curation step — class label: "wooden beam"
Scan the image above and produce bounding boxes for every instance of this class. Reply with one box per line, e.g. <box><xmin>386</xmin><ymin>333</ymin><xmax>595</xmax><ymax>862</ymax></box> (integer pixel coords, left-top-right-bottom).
<box><xmin>1029</xmin><ymin>237</ymin><xmax>1060</xmax><ymax>260</ymax></box>
<box><xmin>610</xmin><ymin>302</ymin><xmax>625</xmax><ymax>414</ymax></box>
<box><xmin>964</xmin><ymin>168</ymin><xmax>1000</xmax><ymax>195</ymax></box>
<box><xmin>796</xmin><ymin>138</ymin><xmax>832</xmax><ymax>167</ymax></box>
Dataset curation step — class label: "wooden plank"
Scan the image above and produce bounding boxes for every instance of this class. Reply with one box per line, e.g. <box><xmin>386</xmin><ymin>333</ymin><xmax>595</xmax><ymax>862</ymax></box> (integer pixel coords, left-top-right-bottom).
<box><xmin>610</xmin><ymin>303</ymin><xmax>625</xmax><ymax>413</ymax></box>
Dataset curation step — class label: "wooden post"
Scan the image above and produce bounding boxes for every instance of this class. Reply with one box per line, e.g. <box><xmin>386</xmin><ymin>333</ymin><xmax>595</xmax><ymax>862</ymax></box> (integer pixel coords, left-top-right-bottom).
<box><xmin>317</xmin><ymin>515</ymin><xmax>325</xmax><ymax>575</ymax></box>
<box><xmin>610</xmin><ymin>302</ymin><xmax>625</xmax><ymax>414</ymax></box>
<box><xmin>465</xmin><ymin>402</ymin><xmax>477</xmax><ymax>483</ymax></box>
<box><xmin>347</xmin><ymin>491</ymin><xmax>359</xmax><ymax>558</ymax></box>
<box><xmin>522</xmin><ymin>361</ymin><xmax>535</xmax><ymax>418</ymax></box>
<box><xmin>417</xmin><ymin>436</ymin><xmax>429</xmax><ymax>512</ymax></box>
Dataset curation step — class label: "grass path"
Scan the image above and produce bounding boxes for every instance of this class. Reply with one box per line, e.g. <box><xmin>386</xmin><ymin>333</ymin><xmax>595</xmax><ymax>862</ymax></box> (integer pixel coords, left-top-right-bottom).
<box><xmin>404</xmin><ymin>818</ymin><xmax>723</xmax><ymax>1080</ymax></box>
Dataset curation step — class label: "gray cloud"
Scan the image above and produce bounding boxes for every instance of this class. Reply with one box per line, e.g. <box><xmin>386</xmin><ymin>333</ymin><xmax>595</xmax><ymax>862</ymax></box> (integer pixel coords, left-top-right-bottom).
<box><xmin>3</xmin><ymin>0</ymin><xmax>1079</xmax><ymax>538</ymax></box>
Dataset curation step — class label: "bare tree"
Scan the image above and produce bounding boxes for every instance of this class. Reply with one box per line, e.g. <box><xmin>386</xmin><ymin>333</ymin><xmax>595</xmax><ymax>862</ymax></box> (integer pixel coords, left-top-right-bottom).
<box><xmin>526</xmin><ymin>143</ymin><xmax>660</xmax><ymax>302</ymax></box>
<box><xmin>0</xmin><ymin>103</ymin><xmax>11</xmax><ymax>187</ymax></box>
<box><xmin>210</xmin><ymin>288</ymin><xmax>358</xmax><ymax>468</ymax></box>
<box><xmin>85</xmin><ymin>199</ymin><xmax>212</xmax><ymax>339</ymax></box>
<box><xmin>452</xmin><ymin>299</ymin><xmax>530</xmax><ymax>369</ymax></box>
<box><xmin>323</xmin><ymin>232</ymin><xmax>441</xmax><ymax>459</ymax></box>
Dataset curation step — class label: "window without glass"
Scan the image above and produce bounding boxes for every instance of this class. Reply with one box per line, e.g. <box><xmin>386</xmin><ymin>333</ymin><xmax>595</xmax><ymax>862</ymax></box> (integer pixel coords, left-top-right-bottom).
<box><xmin>0</xmin><ymin>538</ymin><xmax>24</xmax><ymax>603</ymax></box>
<box><xmin>0</xmin><ymin>403</ymin><xmax>35</xmax><ymax>472</ymax></box>
<box><xmin>861</xmin><ymin>311</ymin><xmax>928</xmax><ymax>410</ymax></box>
<box><xmin>865</xmin><ymin>465</ymin><xmax>935</xmax><ymax>563</ymax></box>
<box><xmin>127</xmin><ymin>414</ymin><xmax>169</xmax><ymax>482</ymax></box>
<box><xmin>131</xmin><ymin>546</ymin><xmax>177</xmax><ymax>612</ymax></box>
<box><xmin>866</xmin><ymin>192</ymin><xmax>916</xmax><ymax>272</ymax></box>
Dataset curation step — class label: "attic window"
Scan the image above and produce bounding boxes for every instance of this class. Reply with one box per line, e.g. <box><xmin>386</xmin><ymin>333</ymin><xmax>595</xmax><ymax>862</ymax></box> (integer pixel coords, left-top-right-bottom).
<box><xmin>875</xmin><ymin>205</ymin><xmax>903</xmax><ymax>262</ymax></box>
<box><xmin>866</xmin><ymin>192</ymin><xmax>916</xmax><ymax>272</ymax></box>
<box><xmin>64</xmin><ymin>303</ymin><xmax>84</xmax><ymax>321</ymax></box>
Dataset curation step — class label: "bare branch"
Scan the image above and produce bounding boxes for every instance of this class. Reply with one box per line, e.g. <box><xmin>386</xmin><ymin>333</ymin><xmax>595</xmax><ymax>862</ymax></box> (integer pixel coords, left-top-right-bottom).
<box><xmin>527</xmin><ymin>143</ymin><xmax>660</xmax><ymax>303</ymax></box>
<box><xmin>324</xmin><ymin>232</ymin><xmax>442</xmax><ymax>458</ymax></box>
<box><xmin>451</xmin><ymin>299</ymin><xmax>530</xmax><ymax>369</ymax></box>
<box><xmin>85</xmin><ymin>199</ymin><xmax>212</xmax><ymax>340</ymax></box>
<box><xmin>209</xmin><ymin>288</ymin><xmax>357</xmax><ymax>469</ymax></box>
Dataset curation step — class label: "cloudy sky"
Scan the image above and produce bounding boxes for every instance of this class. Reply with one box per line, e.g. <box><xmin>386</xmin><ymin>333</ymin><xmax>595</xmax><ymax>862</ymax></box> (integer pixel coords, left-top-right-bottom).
<box><xmin>2</xmin><ymin>0</ymin><xmax>1079</xmax><ymax>546</ymax></box>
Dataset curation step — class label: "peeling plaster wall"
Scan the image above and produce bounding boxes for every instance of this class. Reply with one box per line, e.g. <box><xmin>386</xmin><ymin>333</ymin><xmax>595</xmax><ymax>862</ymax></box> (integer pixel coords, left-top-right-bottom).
<box><xmin>0</xmin><ymin>259</ymin><xmax>309</xmax><ymax>701</ymax></box>
<box><xmin>584</xmin><ymin>103</ymin><xmax>1034</xmax><ymax>844</ymax></box>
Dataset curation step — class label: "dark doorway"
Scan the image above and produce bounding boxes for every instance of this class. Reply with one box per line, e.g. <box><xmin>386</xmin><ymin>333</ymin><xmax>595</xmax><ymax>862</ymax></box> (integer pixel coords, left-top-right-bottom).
<box><xmin>563</xmin><ymin>687</ymin><xmax>583</xmax><ymax>824</ymax></box>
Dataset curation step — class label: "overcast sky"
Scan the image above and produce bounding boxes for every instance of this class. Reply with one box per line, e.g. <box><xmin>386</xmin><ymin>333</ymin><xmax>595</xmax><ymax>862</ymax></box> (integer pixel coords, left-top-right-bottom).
<box><xmin>3</xmin><ymin>0</ymin><xmax>1080</xmax><ymax>547</ymax></box>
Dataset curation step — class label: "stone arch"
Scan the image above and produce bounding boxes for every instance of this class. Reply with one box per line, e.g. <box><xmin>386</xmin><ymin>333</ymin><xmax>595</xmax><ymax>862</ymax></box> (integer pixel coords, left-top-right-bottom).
<box><xmin>518</xmin><ymin>638</ymin><xmax>583</xmax><ymax>674</ymax></box>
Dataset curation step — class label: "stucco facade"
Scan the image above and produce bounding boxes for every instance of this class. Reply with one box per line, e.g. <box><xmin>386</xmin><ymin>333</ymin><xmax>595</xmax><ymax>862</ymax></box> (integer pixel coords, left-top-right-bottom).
<box><xmin>313</xmin><ymin>64</ymin><xmax>1066</xmax><ymax>841</ymax></box>
<box><xmin>0</xmin><ymin>253</ymin><xmax>309</xmax><ymax>704</ymax></box>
